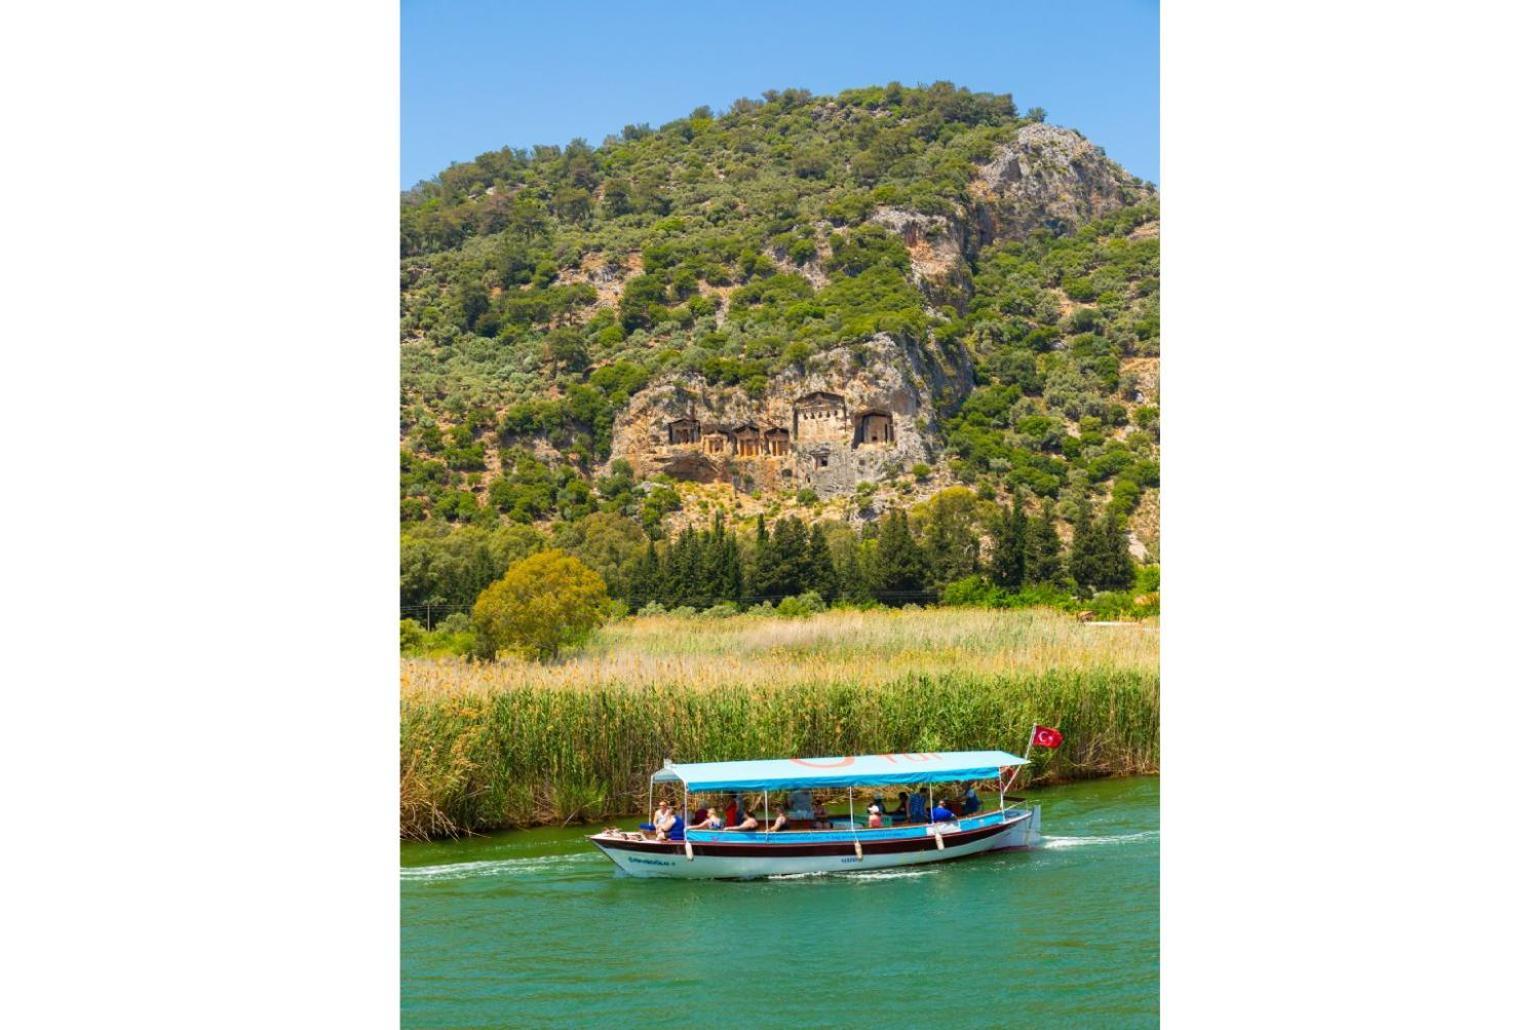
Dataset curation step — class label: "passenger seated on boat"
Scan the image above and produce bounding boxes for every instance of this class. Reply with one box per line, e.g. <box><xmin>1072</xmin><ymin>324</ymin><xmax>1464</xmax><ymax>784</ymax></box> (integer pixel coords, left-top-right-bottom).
<box><xmin>812</xmin><ymin>798</ymin><xmax>830</xmax><ymax>828</ymax></box>
<box><xmin>767</xmin><ymin>806</ymin><xmax>788</xmax><ymax>832</ymax></box>
<box><xmin>930</xmin><ymin>800</ymin><xmax>957</xmax><ymax>823</ymax></box>
<box><xmin>652</xmin><ymin>804</ymin><xmax>678</xmax><ymax>840</ymax></box>
<box><xmin>724</xmin><ymin>797</ymin><xmax>741</xmax><ymax>827</ymax></box>
<box><xmin>893</xmin><ymin>792</ymin><xmax>911</xmax><ymax>823</ymax></box>
<box><xmin>667</xmin><ymin>816</ymin><xmax>687</xmax><ymax>841</ymax></box>
<box><xmin>689</xmin><ymin>807</ymin><xmax>723</xmax><ymax>830</ymax></box>
<box><xmin>907</xmin><ymin>792</ymin><xmax>927</xmax><ymax>823</ymax></box>
<box><xmin>641</xmin><ymin>800</ymin><xmax>671</xmax><ymax>832</ymax></box>
<box><xmin>866</xmin><ymin>803</ymin><xmax>884</xmax><ymax>829</ymax></box>
<box><xmin>731</xmin><ymin>807</ymin><xmax>759</xmax><ymax>831</ymax></box>
<box><xmin>691</xmin><ymin>806</ymin><xmax>708</xmax><ymax>825</ymax></box>
<box><xmin>960</xmin><ymin>786</ymin><xmax>981</xmax><ymax>816</ymax></box>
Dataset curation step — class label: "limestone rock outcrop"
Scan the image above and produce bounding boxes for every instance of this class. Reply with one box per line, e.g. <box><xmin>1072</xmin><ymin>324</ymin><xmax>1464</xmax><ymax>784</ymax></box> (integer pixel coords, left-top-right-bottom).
<box><xmin>607</xmin><ymin>332</ymin><xmax>970</xmax><ymax>498</ymax></box>
<box><xmin>974</xmin><ymin>123</ymin><xmax>1156</xmax><ymax>240</ymax></box>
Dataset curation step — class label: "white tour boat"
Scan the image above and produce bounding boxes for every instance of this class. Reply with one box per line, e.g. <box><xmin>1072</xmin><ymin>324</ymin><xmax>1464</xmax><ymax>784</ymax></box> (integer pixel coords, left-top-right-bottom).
<box><xmin>589</xmin><ymin>744</ymin><xmax>1055</xmax><ymax>880</ymax></box>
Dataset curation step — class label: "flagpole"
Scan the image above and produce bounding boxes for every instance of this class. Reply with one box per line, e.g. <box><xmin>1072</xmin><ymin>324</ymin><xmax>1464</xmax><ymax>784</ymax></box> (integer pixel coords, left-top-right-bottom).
<box><xmin>1024</xmin><ymin>723</ymin><xmax>1036</xmax><ymax>784</ymax></box>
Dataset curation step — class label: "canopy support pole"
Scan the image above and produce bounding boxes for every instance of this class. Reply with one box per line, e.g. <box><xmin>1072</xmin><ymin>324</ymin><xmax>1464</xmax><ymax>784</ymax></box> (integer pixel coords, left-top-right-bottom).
<box><xmin>683</xmin><ymin>787</ymin><xmax>692</xmax><ymax>860</ymax></box>
<box><xmin>848</xmin><ymin>787</ymin><xmax>862</xmax><ymax>860</ymax></box>
<box><xmin>647</xmin><ymin>779</ymin><xmax>654</xmax><ymax>829</ymax></box>
<box><xmin>763</xmin><ymin>789</ymin><xmax>769</xmax><ymax>843</ymax></box>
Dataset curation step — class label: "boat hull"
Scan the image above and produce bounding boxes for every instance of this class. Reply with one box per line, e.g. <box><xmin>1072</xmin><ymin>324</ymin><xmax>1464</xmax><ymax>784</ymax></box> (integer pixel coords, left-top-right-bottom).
<box><xmin>589</xmin><ymin>806</ymin><xmax>1041</xmax><ymax>879</ymax></box>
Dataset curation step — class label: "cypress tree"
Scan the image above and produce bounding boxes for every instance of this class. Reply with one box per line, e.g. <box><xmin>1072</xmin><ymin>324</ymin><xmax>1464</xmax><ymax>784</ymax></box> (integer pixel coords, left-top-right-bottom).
<box><xmin>683</xmin><ymin>528</ymin><xmax>710</xmax><ymax>608</ymax></box>
<box><xmin>1067</xmin><ymin>505</ymin><xmax>1097</xmax><ymax>595</ymax></box>
<box><xmin>874</xmin><ymin>509</ymin><xmax>928</xmax><ymax>602</ymax></box>
<box><xmin>1095</xmin><ymin>512</ymin><xmax>1136</xmax><ymax>591</ymax></box>
<box><xmin>662</xmin><ymin>528</ymin><xmax>703</xmax><ymax>607</ymax></box>
<box><xmin>655</xmin><ymin>537</ymin><xmax>677</xmax><ymax>607</ymax></box>
<box><xmin>989</xmin><ymin>495</ymin><xmax>1027</xmax><ymax>590</ymax></box>
<box><xmin>701</xmin><ymin>512</ymin><xmax>730</xmax><ymax>603</ymax></box>
<box><xmin>1023</xmin><ymin>503</ymin><xmax>1063</xmax><ymax>587</ymax></box>
<box><xmin>924</xmin><ymin>491</ymin><xmax>980</xmax><ymax>588</ymax></box>
<box><xmin>721</xmin><ymin>532</ymin><xmax>744</xmax><ymax>604</ymax></box>
<box><xmin>627</xmin><ymin>538</ymin><xmax>661</xmax><ymax>609</ymax></box>
<box><xmin>746</xmin><ymin>514</ymin><xmax>771</xmax><ymax>600</ymax></box>
<box><xmin>838</xmin><ymin>536</ymin><xmax>875</xmax><ymax>603</ymax></box>
<box><xmin>759</xmin><ymin>515</ymin><xmax>809</xmax><ymax>599</ymax></box>
<box><xmin>806</xmin><ymin>522</ymin><xmax>838</xmax><ymax>602</ymax></box>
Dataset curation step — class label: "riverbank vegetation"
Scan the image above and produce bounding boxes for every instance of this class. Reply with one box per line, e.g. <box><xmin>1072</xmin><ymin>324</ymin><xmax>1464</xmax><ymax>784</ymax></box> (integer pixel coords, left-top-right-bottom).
<box><xmin>401</xmin><ymin>496</ymin><xmax>1158</xmax><ymax>652</ymax></box>
<box><xmin>400</xmin><ymin>607</ymin><xmax>1158</xmax><ymax>838</ymax></box>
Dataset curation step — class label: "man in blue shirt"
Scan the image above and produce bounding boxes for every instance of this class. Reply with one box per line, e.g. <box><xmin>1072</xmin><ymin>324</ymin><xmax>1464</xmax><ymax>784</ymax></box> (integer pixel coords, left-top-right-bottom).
<box><xmin>907</xmin><ymin>791</ymin><xmax>927</xmax><ymax>824</ymax></box>
<box><xmin>930</xmin><ymin>799</ymin><xmax>956</xmax><ymax>822</ymax></box>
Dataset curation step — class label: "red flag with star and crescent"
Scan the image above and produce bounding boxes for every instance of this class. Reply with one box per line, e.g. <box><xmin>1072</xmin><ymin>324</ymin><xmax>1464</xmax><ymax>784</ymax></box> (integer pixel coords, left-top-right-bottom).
<box><xmin>1032</xmin><ymin>725</ymin><xmax>1064</xmax><ymax>749</ymax></box>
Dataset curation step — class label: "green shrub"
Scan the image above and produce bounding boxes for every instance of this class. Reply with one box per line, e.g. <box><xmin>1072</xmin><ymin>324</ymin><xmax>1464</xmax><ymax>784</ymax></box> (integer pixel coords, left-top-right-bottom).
<box><xmin>776</xmin><ymin>591</ymin><xmax>827</xmax><ymax>617</ymax></box>
<box><xmin>940</xmin><ymin>575</ymin><xmax>1003</xmax><ymax>607</ymax></box>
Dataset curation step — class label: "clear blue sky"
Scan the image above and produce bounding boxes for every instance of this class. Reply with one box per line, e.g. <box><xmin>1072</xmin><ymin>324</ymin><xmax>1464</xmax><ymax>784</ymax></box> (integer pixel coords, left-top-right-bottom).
<box><xmin>402</xmin><ymin>0</ymin><xmax>1158</xmax><ymax>188</ymax></box>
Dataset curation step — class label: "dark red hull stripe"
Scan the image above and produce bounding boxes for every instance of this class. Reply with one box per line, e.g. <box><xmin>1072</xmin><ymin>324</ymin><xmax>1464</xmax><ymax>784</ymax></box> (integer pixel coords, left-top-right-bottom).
<box><xmin>593</xmin><ymin>820</ymin><xmax>1014</xmax><ymax>859</ymax></box>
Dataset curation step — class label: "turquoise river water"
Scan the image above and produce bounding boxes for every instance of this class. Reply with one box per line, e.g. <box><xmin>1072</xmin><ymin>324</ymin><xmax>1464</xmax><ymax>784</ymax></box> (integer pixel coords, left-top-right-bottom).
<box><xmin>402</xmin><ymin>775</ymin><xmax>1158</xmax><ymax>1028</ymax></box>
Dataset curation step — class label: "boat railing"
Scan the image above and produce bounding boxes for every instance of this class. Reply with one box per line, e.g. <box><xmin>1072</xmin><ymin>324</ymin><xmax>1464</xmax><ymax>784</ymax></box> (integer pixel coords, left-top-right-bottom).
<box><xmin>673</xmin><ymin>805</ymin><xmax>1028</xmax><ymax>844</ymax></box>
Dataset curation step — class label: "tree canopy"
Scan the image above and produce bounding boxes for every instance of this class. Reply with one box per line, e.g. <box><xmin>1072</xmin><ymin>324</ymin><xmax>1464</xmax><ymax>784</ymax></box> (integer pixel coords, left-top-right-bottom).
<box><xmin>471</xmin><ymin>550</ymin><xmax>610</xmax><ymax>661</ymax></box>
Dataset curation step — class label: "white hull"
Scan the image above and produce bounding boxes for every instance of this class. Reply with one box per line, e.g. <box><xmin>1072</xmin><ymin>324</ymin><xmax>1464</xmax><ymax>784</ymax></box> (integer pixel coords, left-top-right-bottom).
<box><xmin>591</xmin><ymin>806</ymin><xmax>1041</xmax><ymax>880</ymax></box>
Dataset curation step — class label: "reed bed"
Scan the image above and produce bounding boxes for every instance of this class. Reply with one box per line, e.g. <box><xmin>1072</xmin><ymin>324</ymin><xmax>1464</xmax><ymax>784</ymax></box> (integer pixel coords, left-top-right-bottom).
<box><xmin>400</xmin><ymin>608</ymin><xmax>1159</xmax><ymax>838</ymax></box>
<box><xmin>402</xmin><ymin>607</ymin><xmax>1158</xmax><ymax>699</ymax></box>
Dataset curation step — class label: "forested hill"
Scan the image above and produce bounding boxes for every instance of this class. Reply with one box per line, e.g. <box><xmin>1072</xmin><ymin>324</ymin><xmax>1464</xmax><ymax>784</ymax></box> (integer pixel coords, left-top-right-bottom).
<box><xmin>400</xmin><ymin>83</ymin><xmax>1159</xmax><ymax>619</ymax></box>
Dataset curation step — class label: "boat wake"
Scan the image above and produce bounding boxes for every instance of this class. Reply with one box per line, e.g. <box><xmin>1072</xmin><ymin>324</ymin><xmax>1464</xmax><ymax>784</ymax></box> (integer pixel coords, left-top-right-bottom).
<box><xmin>765</xmin><ymin>867</ymin><xmax>940</xmax><ymax>883</ymax></box>
<box><xmin>400</xmin><ymin>853</ymin><xmax>596</xmax><ymax>882</ymax></box>
<box><xmin>1040</xmin><ymin>830</ymin><xmax>1158</xmax><ymax>850</ymax></box>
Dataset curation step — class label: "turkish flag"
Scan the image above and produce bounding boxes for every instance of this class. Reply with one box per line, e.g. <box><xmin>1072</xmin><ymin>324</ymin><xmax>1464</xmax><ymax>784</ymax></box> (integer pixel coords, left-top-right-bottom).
<box><xmin>1032</xmin><ymin>725</ymin><xmax>1064</xmax><ymax>749</ymax></box>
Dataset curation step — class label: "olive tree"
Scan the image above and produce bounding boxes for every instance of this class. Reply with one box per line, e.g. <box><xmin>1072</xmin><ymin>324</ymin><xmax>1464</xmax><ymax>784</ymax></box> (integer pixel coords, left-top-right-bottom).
<box><xmin>471</xmin><ymin>550</ymin><xmax>609</xmax><ymax>662</ymax></box>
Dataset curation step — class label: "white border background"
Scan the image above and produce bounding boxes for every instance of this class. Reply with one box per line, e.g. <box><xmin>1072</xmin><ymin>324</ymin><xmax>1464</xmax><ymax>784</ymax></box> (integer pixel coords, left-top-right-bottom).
<box><xmin>4</xmin><ymin>1</ymin><xmax>1538</xmax><ymax>1024</ymax></box>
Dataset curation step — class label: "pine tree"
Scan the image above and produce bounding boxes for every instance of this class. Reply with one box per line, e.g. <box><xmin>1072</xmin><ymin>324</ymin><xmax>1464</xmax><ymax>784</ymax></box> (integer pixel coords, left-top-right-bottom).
<box><xmin>989</xmin><ymin>495</ymin><xmax>1027</xmax><ymax>590</ymax></box>
<box><xmin>806</xmin><ymin>523</ymin><xmax>838</xmax><ymax>602</ymax></box>
<box><xmin>1023</xmin><ymin>503</ymin><xmax>1063</xmax><ymax>587</ymax></box>
<box><xmin>874</xmin><ymin>509</ymin><xmax>928</xmax><ymax>602</ymax></box>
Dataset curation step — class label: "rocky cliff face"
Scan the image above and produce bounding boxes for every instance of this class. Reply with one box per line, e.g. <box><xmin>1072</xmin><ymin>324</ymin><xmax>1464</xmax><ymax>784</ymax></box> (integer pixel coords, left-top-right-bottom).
<box><xmin>608</xmin><ymin>332</ymin><xmax>970</xmax><ymax>498</ymax></box>
<box><xmin>862</xmin><ymin>124</ymin><xmax>1154</xmax><ymax>313</ymax></box>
<box><xmin>605</xmin><ymin>122</ymin><xmax>1153</xmax><ymax>502</ymax></box>
<box><xmin>973</xmin><ymin>123</ymin><xmax>1156</xmax><ymax>240</ymax></box>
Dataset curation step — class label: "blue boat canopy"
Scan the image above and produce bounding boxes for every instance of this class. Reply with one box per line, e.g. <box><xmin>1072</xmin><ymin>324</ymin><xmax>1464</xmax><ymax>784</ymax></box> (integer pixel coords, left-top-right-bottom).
<box><xmin>650</xmin><ymin>750</ymin><xmax>1027</xmax><ymax>792</ymax></box>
